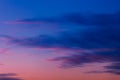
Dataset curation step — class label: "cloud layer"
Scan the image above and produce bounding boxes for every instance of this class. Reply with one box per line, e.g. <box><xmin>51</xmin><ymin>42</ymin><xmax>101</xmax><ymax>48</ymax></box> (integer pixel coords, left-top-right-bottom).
<box><xmin>1</xmin><ymin>12</ymin><xmax>120</xmax><ymax>75</ymax></box>
<box><xmin>4</xmin><ymin>12</ymin><xmax>120</xmax><ymax>27</ymax></box>
<box><xmin>0</xmin><ymin>26</ymin><xmax>120</xmax><ymax>75</ymax></box>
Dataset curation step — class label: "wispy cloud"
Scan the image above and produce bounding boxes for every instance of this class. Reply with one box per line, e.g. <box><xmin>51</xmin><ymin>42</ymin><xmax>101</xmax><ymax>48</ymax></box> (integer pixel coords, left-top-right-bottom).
<box><xmin>1</xmin><ymin>16</ymin><xmax>120</xmax><ymax>75</ymax></box>
<box><xmin>3</xmin><ymin>12</ymin><xmax>120</xmax><ymax>27</ymax></box>
<box><xmin>0</xmin><ymin>26</ymin><xmax>120</xmax><ymax>75</ymax></box>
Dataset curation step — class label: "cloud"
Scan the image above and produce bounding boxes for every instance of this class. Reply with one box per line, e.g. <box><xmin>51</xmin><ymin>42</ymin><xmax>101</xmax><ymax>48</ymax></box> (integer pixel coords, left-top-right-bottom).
<box><xmin>50</xmin><ymin>50</ymin><xmax>120</xmax><ymax>67</ymax></box>
<box><xmin>86</xmin><ymin>70</ymin><xmax>120</xmax><ymax>75</ymax></box>
<box><xmin>0</xmin><ymin>73</ymin><xmax>17</xmax><ymax>77</ymax></box>
<box><xmin>0</xmin><ymin>73</ymin><xmax>23</xmax><ymax>80</ymax></box>
<box><xmin>0</xmin><ymin>77</ymin><xmax>22</xmax><ymax>80</ymax></box>
<box><xmin>1</xmin><ymin>26</ymin><xmax>120</xmax><ymax>48</ymax></box>
<box><xmin>49</xmin><ymin>49</ymin><xmax>120</xmax><ymax>75</ymax></box>
<box><xmin>0</xmin><ymin>23</ymin><xmax>120</xmax><ymax>75</ymax></box>
<box><xmin>1</xmin><ymin>33</ymin><xmax>120</xmax><ymax>75</ymax></box>
<box><xmin>103</xmin><ymin>62</ymin><xmax>120</xmax><ymax>75</ymax></box>
<box><xmin>3</xmin><ymin>12</ymin><xmax>120</xmax><ymax>27</ymax></box>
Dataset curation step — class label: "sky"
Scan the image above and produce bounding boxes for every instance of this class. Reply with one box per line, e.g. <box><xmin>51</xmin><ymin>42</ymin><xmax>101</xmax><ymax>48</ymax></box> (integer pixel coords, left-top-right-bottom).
<box><xmin>0</xmin><ymin>0</ymin><xmax>120</xmax><ymax>80</ymax></box>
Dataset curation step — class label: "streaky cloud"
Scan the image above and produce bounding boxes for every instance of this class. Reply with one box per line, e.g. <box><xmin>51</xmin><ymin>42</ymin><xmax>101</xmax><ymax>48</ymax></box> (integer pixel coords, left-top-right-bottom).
<box><xmin>3</xmin><ymin>12</ymin><xmax>120</xmax><ymax>26</ymax></box>
<box><xmin>0</xmin><ymin>25</ymin><xmax>120</xmax><ymax>75</ymax></box>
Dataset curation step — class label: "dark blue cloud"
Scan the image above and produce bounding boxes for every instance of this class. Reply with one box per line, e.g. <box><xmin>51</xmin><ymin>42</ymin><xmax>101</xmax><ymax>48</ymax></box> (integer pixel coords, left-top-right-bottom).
<box><xmin>51</xmin><ymin>50</ymin><xmax>120</xmax><ymax>66</ymax></box>
<box><xmin>51</xmin><ymin>49</ymin><xmax>120</xmax><ymax>75</ymax></box>
<box><xmin>105</xmin><ymin>63</ymin><xmax>120</xmax><ymax>70</ymax></box>
<box><xmin>2</xmin><ymin>28</ymin><xmax>120</xmax><ymax>74</ymax></box>
<box><xmin>50</xmin><ymin>53</ymin><xmax>108</xmax><ymax>68</ymax></box>
<box><xmin>1</xmin><ymin>20</ymin><xmax>120</xmax><ymax>75</ymax></box>
<box><xmin>7</xmin><ymin>12</ymin><xmax>120</xmax><ymax>27</ymax></box>
<box><xmin>86</xmin><ymin>62</ymin><xmax>120</xmax><ymax>75</ymax></box>
<box><xmin>103</xmin><ymin>62</ymin><xmax>120</xmax><ymax>75</ymax></box>
<box><xmin>3</xmin><ymin>26</ymin><xmax>120</xmax><ymax>49</ymax></box>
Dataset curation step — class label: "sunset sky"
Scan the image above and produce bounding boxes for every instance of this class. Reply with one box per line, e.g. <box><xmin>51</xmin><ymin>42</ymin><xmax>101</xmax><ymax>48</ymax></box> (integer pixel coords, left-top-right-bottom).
<box><xmin>0</xmin><ymin>0</ymin><xmax>120</xmax><ymax>80</ymax></box>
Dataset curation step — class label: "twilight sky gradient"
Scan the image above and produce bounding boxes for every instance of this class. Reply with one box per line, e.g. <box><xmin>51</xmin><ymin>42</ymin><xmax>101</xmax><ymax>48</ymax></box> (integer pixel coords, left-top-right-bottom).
<box><xmin>0</xmin><ymin>0</ymin><xmax>120</xmax><ymax>80</ymax></box>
